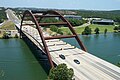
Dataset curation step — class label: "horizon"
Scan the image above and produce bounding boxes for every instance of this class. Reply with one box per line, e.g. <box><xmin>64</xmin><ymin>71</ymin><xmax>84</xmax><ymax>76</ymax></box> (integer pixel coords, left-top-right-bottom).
<box><xmin>1</xmin><ymin>6</ymin><xmax>120</xmax><ymax>11</ymax></box>
<box><xmin>0</xmin><ymin>0</ymin><xmax>120</xmax><ymax>11</ymax></box>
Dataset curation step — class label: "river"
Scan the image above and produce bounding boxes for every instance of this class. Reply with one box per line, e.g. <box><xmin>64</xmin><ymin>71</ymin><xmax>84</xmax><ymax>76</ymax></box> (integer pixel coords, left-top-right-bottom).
<box><xmin>0</xmin><ymin>39</ymin><xmax>47</xmax><ymax>80</ymax></box>
<box><xmin>0</xmin><ymin>33</ymin><xmax>120</xmax><ymax>80</ymax></box>
<box><xmin>62</xmin><ymin>33</ymin><xmax>120</xmax><ymax>65</ymax></box>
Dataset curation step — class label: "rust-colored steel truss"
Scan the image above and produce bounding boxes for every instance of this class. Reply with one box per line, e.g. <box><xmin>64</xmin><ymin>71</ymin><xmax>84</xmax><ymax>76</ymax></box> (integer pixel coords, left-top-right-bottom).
<box><xmin>20</xmin><ymin>10</ymin><xmax>87</xmax><ymax>68</ymax></box>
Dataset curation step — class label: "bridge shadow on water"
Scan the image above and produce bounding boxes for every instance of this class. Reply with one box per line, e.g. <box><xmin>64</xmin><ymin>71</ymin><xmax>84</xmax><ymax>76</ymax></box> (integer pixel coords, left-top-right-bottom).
<box><xmin>21</xmin><ymin>33</ymin><xmax>52</xmax><ymax>75</ymax></box>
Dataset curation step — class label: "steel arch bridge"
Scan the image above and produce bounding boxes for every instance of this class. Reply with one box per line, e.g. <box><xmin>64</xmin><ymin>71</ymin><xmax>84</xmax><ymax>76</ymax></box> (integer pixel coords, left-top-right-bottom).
<box><xmin>20</xmin><ymin>10</ymin><xmax>87</xmax><ymax>68</ymax></box>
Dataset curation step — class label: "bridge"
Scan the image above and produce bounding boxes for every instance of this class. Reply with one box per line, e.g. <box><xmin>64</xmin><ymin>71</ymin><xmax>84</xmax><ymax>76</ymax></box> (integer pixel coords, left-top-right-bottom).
<box><xmin>6</xmin><ymin>9</ymin><xmax>120</xmax><ymax>80</ymax></box>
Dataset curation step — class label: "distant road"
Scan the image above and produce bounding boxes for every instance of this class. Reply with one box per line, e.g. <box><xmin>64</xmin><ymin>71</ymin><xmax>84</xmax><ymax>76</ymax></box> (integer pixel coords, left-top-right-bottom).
<box><xmin>74</xmin><ymin>22</ymin><xmax>91</xmax><ymax>28</ymax></box>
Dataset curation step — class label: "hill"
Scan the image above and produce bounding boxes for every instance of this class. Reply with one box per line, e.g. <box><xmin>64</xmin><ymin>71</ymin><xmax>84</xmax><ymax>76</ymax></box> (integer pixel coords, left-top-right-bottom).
<box><xmin>75</xmin><ymin>10</ymin><xmax>120</xmax><ymax>22</ymax></box>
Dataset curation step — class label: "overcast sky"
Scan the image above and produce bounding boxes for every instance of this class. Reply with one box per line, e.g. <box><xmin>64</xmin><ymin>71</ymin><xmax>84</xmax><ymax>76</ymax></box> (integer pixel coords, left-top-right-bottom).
<box><xmin>0</xmin><ymin>0</ymin><xmax>120</xmax><ymax>10</ymax></box>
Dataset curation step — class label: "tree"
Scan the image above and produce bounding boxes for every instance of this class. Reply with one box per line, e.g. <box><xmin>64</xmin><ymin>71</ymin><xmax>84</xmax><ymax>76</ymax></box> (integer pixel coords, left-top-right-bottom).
<box><xmin>113</xmin><ymin>26</ymin><xmax>120</xmax><ymax>32</ymax></box>
<box><xmin>115</xmin><ymin>17</ymin><xmax>120</xmax><ymax>23</ymax></box>
<box><xmin>118</xmin><ymin>25</ymin><xmax>120</xmax><ymax>30</ymax></box>
<box><xmin>49</xmin><ymin>63</ymin><xmax>74</xmax><ymax>80</ymax></box>
<box><xmin>57</xmin><ymin>29</ymin><xmax>63</xmax><ymax>35</ymax></box>
<box><xmin>82</xmin><ymin>26</ymin><xmax>92</xmax><ymax>35</ymax></box>
<box><xmin>114</xmin><ymin>26</ymin><xmax>118</xmax><ymax>31</ymax></box>
<box><xmin>0</xmin><ymin>19</ymin><xmax>4</xmax><ymax>23</ymax></box>
<box><xmin>50</xmin><ymin>25</ymin><xmax>58</xmax><ymax>32</ymax></box>
<box><xmin>104</xmin><ymin>29</ymin><xmax>107</xmax><ymax>34</ymax></box>
<box><xmin>0</xmin><ymin>9</ymin><xmax>7</xmax><ymax>20</ymax></box>
<box><xmin>94</xmin><ymin>27</ymin><xmax>100</xmax><ymax>34</ymax></box>
<box><xmin>116</xmin><ymin>62</ymin><xmax>120</xmax><ymax>67</ymax></box>
<box><xmin>41</xmin><ymin>18</ymin><xmax>59</xmax><ymax>23</ymax></box>
<box><xmin>2</xmin><ymin>32</ymin><xmax>9</xmax><ymax>39</ymax></box>
<box><xmin>14</xmin><ymin>34</ymin><xmax>18</xmax><ymax>38</ymax></box>
<box><xmin>82</xmin><ymin>31</ymin><xmax>85</xmax><ymax>35</ymax></box>
<box><xmin>67</xmin><ymin>18</ymin><xmax>85</xmax><ymax>26</ymax></box>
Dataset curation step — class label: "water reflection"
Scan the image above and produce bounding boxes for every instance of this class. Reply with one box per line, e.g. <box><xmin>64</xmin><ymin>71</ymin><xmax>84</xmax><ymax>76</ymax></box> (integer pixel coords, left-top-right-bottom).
<box><xmin>0</xmin><ymin>39</ymin><xmax>47</xmax><ymax>80</ymax></box>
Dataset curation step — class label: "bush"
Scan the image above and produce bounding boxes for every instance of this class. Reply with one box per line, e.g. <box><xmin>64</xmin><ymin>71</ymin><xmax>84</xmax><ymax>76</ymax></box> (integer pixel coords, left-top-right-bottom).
<box><xmin>49</xmin><ymin>63</ymin><xmax>74</xmax><ymax>80</ymax></box>
<box><xmin>94</xmin><ymin>27</ymin><xmax>100</xmax><ymax>34</ymax></box>
<box><xmin>2</xmin><ymin>32</ymin><xmax>9</xmax><ymax>39</ymax></box>
<box><xmin>82</xmin><ymin>31</ymin><xmax>85</xmax><ymax>35</ymax></box>
<box><xmin>67</xmin><ymin>18</ymin><xmax>85</xmax><ymax>26</ymax></box>
<box><xmin>82</xmin><ymin>26</ymin><xmax>92</xmax><ymax>35</ymax></box>
<box><xmin>57</xmin><ymin>29</ymin><xmax>63</xmax><ymax>35</ymax></box>
<box><xmin>104</xmin><ymin>29</ymin><xmax>107</xmax><ymax>34</ymax></box>
<box><xmin>50</xmin><ymin>25</ymin><xmax>58</xmax><ymax>32</ymax></box>
<box><xmin>0</xmin><ymin>19</ymin><xmax>4</xmax><ymax>23</ymax></box>
<box><xmin>67</xmin><ymin>32</ymin><xmax>72</xmax><ymax>35</ymax></box>
<box><xmin>116</xmin><ymin>62</ymin><xmax>120</xmax><ymax>67</ymax></box>
<box><xmin>114</xmin><ymin>26</ymin><xmax>118</xmax><ymax>30</ymax></box>
<box><xmin>41</xmin><ymin>18</ymin><xmax>59</xmax><ymax>23</ymax></box>
<box><xmin>113</xmin><ymin>25</ymin><xmax>120</xmax><ymax>32</ymax></box>
<box><xmin>14</xmin><ymin>34</ymin><xmax>18</xmax><ymax>38</ymax></box>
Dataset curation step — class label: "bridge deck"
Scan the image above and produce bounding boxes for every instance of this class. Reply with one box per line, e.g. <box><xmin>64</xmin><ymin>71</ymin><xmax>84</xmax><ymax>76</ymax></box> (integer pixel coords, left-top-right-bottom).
<box><xmin>6</xmin><ymin>9</ymin><xmax>120</xmax><ymax>80</ymax></box>
<box><xmin>22</xmin><ymin>25</ymin><xmax>120</xmax><ymax>80</ymax></box>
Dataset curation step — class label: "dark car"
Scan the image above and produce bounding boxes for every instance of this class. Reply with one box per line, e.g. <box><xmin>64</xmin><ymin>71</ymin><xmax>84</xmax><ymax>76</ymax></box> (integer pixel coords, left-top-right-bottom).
<box><xmin>59</xmin><ymin>54</ymin><xmax>65</xmax><ymax>60</ymax></box>
<box><xmin>74</xmin><ymin>59</ymin><xmax>80</xmax><ymax>64</ymax></box>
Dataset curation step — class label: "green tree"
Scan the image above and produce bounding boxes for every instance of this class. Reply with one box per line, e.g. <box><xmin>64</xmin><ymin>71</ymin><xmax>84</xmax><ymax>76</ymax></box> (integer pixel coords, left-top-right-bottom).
<box><xmin>114</xmin><ymin>26</ymin><xmax>118</xmax><ymax>31</ymax></box>
<box><xmin>82</xmin><ymin>31</ymin><xmax>85</xmax><ymax>35</ymax></box>
<box><xmin>57</xmin><ymin>29</ymin><xmax>63</xmax><ymax>35</ymax></box>
<box><xmin>118</xmin><ymin>25</ymin><xmax>120</xmax><ymax>30</ymax></box>
<box><xmin>0</xmin><ymin>8</ymin><xmax>7</xmax><ymax>20</ymax></box>
<box><xmin>49</xmin><ymin>63</ymin><xmax>74</xmax><ymax>80</ymax></box>
<box><xmin>104</xmin><ymin>29</ymin><xmax>107</xmax><ymax>34</ymax></box>
<box><xmin>113</xmin><ymin>26</ymin><xmax>120</xmax><ymax>32</ymax></box>
<box><xmin>40</xmin><ymin>18</ymin><xmax>59</xmax><ymax>23</ymax></box>
<box><xmin>0</xmin><ymin>19</ymin><xmax>4</xmax><ymax>23</ymax></box>
<box><xmin>94</xmin><ymin>27</ymin><xmax>100</xmax><ymax>34</ymax></box>
<box><xmin>82</xmin><ymin>26</ymin><xmax>92</xmax><ymax>35</ymax></box>
<box><xmin>14</xmin><ymin>34</ymin><xmax>18</xmax><ymax>38</ymax></box>
<box><xmin>2</xmin><ymin>32</ymin><xmax>9</xmax><ymax>39</ymax></box>
<box><xmin>116</xmin><ymin>62</ymin><xmax>120</xmax><ymax>67</ymax></box>
<box><xmin>115</xmin><ymin>17</ymin><xmax>120</xmax><ymax>23</ymax></box>
<box><xmin>67</xmin><ymin>18</ymin><xmax>85</xmax><ymax>26</ymax></box>
<box><xmin>50</xmin><ymin>25</ymin><xmax>58</xmax><ymax>32</ymax></box>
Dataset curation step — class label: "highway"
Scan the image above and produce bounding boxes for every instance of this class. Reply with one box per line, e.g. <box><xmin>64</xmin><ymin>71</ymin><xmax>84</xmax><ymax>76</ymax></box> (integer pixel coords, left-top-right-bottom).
<box><xmin>6</xmin><ymin>9</ymin><xmax>120</xmax><ymax>80</ymax></box>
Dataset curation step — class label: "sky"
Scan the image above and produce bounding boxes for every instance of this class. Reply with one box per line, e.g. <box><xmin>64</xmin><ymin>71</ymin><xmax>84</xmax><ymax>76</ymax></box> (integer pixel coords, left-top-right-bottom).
<box><xmin>0</xmin><ymin>0</ymin><xmax>120</xmax><ymax>10</ymax></box>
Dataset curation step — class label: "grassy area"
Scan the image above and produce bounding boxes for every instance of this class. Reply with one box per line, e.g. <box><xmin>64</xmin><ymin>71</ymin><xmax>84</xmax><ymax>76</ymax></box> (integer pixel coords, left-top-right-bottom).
<box><xmin>60</xmin><ymin>27</ymin><xmax>71</xmax><ymax>35</ymax></box>
<box><xmin>0</xmin><ymin>21</ymin><xmax>15</xmax><ymax>30</ymax></box>
<box><xmin>0</xmin><ymin>21</ymin><xmax>15</xmax><ymax>38</ymax></box>
<box><xmin>60</xmin><ymin>24</ymin><xmax>115</xmax><ymax>34</ymax></box>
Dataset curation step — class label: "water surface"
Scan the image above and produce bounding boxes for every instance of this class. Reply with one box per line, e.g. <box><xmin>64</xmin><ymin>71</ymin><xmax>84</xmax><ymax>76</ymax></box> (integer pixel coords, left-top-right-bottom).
<box><xmin>0</xmin><ymin>39</ymin><xmax>47</xmax><ymax>80</ymax></box>
<box><xmin>62</xmin><ymin>33</ymin><xmax>120</xmax><ymax>64</ymax></box>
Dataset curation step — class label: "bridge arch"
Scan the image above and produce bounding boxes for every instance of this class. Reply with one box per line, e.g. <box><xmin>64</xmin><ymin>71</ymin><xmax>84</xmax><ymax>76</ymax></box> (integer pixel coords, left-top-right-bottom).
<box><xmin>20</xmin><ymin>10</ymin><xmax>87</xmax><ymax>68</ymax></box>
<box><xmin>41</xmin><ymin>10</ymin><xmax>87</xmax><ymax>51</ymax></box>
<box><xmin>20</xmin><ymin>10</ymin><xmax>54</xmax><ymax>68</ymax></box>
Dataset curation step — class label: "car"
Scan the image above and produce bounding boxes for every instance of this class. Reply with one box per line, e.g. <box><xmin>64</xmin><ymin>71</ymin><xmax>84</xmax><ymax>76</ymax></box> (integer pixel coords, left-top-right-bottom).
<box><xmin>74</xmin><ymin>59</ymin><xmax>80</xmax><ymax>64</ymax></box>
<box><xmin>59</xmin><ymin>54</ymin><xmax>65</xmax><ymax>60</ymax></box>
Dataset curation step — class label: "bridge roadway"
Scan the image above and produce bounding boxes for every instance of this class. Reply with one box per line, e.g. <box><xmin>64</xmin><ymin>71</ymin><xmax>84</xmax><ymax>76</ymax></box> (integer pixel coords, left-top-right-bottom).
<box><xmin>6</xmin><ymin>9</ymin><xmax>120</xmax><ymax>80</ymax></box>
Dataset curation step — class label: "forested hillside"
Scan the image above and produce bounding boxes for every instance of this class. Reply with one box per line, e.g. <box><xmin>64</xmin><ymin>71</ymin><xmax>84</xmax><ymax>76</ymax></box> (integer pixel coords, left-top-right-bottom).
<box><xmin>75</xmin><ymin>10</ymin><xmax>120</xmax><ymax>22</ymax></box>
<box><xmin>0</xmin><ymin>7</ymin><xmax>7</xmax><ymax>19</ymax></box>
<box><xmin>0</xmin><ymin>7</ymin><xmax>120</xmax><ymax>23</ymax></box>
